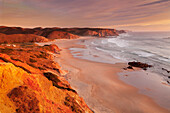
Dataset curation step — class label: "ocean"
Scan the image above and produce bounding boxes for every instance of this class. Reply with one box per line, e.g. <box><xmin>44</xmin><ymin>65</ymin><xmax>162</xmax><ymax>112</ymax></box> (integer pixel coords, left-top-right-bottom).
<box><xmin>70</xmin><ymin>32</ymin><xmax>170</xmax><ymax>84</ymax></box>
<box><xmin>69</xmin><ymin>32</ymin><xmax>170</xmax><ymax>109</ymax></box>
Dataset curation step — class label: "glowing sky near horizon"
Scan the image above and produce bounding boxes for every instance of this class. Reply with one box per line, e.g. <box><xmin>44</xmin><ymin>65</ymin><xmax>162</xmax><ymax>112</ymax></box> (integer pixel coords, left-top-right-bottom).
<box><xmin>0</xmin><ymin>0</ymin><xmax>170</xmax><ymax>31</ymax></box>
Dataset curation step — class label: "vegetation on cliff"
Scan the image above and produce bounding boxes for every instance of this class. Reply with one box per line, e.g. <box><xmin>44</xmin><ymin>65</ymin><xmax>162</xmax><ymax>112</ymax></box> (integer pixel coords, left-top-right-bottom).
<box><xmin>0</xmin><ymin>43</ymin><xmax>93</xmax><ymax>113</ymax></box>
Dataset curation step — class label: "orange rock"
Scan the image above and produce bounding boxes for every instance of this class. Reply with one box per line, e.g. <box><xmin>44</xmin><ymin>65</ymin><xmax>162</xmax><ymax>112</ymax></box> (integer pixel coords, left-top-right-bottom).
<box><xmin>0</xmin><ymin>53</ymin><xmax>41</xmax><ymax>74</ymax></box>
<box><xmin>47</xmin><ymin>31</ymin><xmax>79</xmax><ymax>39</ymax></box>
<box><xmin>43</xmin><ymin>71</ymin><xmax>75</xmax><ymax>92</ymax></box>
<box><xmin>52</xmin><ymin>62</ymin><xmax>61</xmax><ymax>69</ymax></box>
<box><xmin>44</xmin><ymin>44</ymin><xmax>61</xmax><ymax>53</ymax></box>
<box><xmin>0</xmin><ymin>33</ymin><xmax>48</xmax><ymax>43</ymax></box>
<box><xmin>59</xmin><ymin>69</ymin><xmax>69</xmax><ymax>76</ymax></box>
<box><xmin>0</xmin><ymin>63</ymin><xmax>92</xmax><ymax>113</ymax></box>
<box><xmin>0</xmin><ymin>59</ymin><xmax>4</xmax><ymax>62</ymax></box>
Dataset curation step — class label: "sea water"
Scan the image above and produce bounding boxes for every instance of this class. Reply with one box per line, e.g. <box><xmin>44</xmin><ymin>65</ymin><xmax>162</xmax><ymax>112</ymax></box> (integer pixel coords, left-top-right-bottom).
<box><xmin>70</xmin><ymin>32</ymin><xmax>170</xmax><ymax>109</ymax></box>
<box><xmin>70</xmin><ymin>32</ymin><xmax>170</xmax><ymax>83</ymax></box>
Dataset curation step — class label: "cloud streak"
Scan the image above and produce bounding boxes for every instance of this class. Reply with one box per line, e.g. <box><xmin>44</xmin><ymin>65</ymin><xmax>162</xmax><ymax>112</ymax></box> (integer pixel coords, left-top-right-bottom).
<box><xmin>0</xmin><ymin>0</ymin><xmax>170</xmax><ymax>31</ymax></box>
<box><xmin>138</xmin><ymin>0</ymin><xmax>170</xmax><ymax>7</ymax></box>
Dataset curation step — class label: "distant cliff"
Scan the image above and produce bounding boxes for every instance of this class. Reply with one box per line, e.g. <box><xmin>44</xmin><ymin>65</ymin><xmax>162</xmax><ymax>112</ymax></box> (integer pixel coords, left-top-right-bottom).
<box><xmin>62</xmin><ymin>28</ymin><xmax>123</xmax><ymax>37</ymax></box>
<box><xmin>0</xmin><ymin>26</ymin><xmax>126</xmax><ymax>43</ymax></box>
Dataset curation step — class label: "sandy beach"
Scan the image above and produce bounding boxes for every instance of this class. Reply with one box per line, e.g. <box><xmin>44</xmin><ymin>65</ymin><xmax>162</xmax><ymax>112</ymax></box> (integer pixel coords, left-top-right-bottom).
<box><xmin>42</xmin><ymin>37</ymin><xmax>170</xmax><ymax>113</ymax></box>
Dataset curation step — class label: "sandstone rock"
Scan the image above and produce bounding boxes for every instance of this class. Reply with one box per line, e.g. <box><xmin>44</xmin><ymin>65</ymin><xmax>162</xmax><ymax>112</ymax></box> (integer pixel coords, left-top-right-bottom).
<box><xmin>47</xmin><ymin>31</ymin><xmax>79</xmax><ymax>39</ymax></box>
<box><xmin>83</xmin><ymin>30</ymin><xmax>99</xmax><ymax>36</ymax></box>
<box><xmin>43</xmin><ymin>71</ymin><xmax>76</xmax><ymax>93</ymax></box>
<box><xmin>59</xmin><ymin>69</ymin><xmax>69</xmax><ymax>76</ymax></box>
<box><xmin>0</xmin><ymin>53</ymin><xmax>41</xmax><ymax>74</ymax></box>
<box><xmin>7</xmin><ymin>86</ymin><xmax>40</xmax><ymax>113</ymax></box>
<box><xmin>43</xmin><ymin>44</ymin><xmax>61</xmax><ymax>53</ymax></box>
<box><xmin>0</xmin><ymin>63</ymin><xmax>93</xmax><ymax>113</ymax></box>
<box><xmin>0</xmin><ymin>26</ymin><xmax>126</xmax><ymax>39</ymax></box>
<box><xmin>0</xmin><ymin>33</ymin><xmax>48</xmax><ymax>43</ymax></box>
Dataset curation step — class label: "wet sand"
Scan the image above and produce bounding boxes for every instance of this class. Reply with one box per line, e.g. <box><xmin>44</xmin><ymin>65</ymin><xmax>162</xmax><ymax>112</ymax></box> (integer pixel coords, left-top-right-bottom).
<box><xmin>39</xmin><ymin>37</ymin><xmax>170</xmax><ymax>113</ymax></box>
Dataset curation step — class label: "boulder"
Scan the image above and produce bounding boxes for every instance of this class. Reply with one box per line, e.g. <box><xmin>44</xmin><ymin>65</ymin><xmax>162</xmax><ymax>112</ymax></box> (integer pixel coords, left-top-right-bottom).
<box><xmin>128</xmin><ymin>61</ymin><xmax>152</xmax><ymax>70</ymax></box>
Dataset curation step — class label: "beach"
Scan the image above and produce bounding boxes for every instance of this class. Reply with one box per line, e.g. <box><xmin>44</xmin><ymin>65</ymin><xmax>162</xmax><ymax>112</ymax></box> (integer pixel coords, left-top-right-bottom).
<box><xmin>1</xmin><ymin>0</ymin><xmax>170</xmax><ymax>112</ymax></box>
<box><xmin>44</xmin><ymin>37</ymin><xmax>170</xmax><ymax>113</ymax></box>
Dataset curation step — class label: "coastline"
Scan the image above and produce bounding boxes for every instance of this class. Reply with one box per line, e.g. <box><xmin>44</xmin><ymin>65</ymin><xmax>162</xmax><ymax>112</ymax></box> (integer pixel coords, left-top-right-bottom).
<box><xmin>50</xmin><ymin>37</ymin><xmax>170</xmax><ymax>113</ymax></box>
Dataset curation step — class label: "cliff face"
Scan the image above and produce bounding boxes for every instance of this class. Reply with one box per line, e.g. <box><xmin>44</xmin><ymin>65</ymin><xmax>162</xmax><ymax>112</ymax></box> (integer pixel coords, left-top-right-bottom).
<box><xmin>47</xmin><ymin>31</ymin><xmax>79</xmax><ymax>39</ymax></box>
<box><xmin>95</xmin><ymin>29</ymin><xmax>119</xmax><ymax>37</ymax></box>
<box><xmin>0</xmin><ymin>63</ymin><xmax>92</xmax><ymax>113</ymax></box>
<box><xmin>0</xmin><ymin>33</ymin><xmax>48</xmax><ymax>43</ymax></box>
<box><xmin>0</xmin><ymin>27</ymin><xmax>80</xmax><ymax>41</ymax></box>
<box><xmin>0</xmin><ymin>43</ymin><xmax>93</xmax><ymax>113</ymax></box>
<box><xmin>46</xmin><ymin>28</ymin><xmax>125</xmax><ymax>37</ymax></box>
<box><xmin>0</xmin><ymin>26</ymin><xmax>126</xmax><ymax>40</ymax></box>
<box><xmin>63</xmin><ymin>28</ymin><xmax>120</xmax><ymax>37</ymax></box>
<box><xmin>0</xmin><ymin>26</ymin><xmax>126</xmax><ymax>112</ymax></box>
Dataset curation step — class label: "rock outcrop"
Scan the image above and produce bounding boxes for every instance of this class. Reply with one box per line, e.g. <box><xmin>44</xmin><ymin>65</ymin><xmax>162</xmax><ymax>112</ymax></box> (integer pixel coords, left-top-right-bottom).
<box><xmin>128</xmin><ymin>61</ymin><xmax>152</xmax><ymax>70</ymax></box>
<box><xmin>0</xmin><ymin>26</ymin><xmax>126</xmax><ymax>40</ymax></box>
<box><xmin>0</xmin><ymin>43</ymin><xmax>61</xmax><ymax>74</ymax></box>
<box><xmin>47</xmin><ymin>31</ymin><xmax>79</xmax><ymax>39</ymax></box>
<box><xmin>0</xmin><ymin>53</ymin><xmax>41</xmax><ymax>74</ymax></box>
<box><xmin>0</xmin><ymin>43</ymin><xmax>93</xmax><ymax>113</ymax></box>
<box><xmin>0</xmin><ymin>63</ymin><xmax>93</xmax><ymax>113</ymax></box>
<box><xmin>0</xmin><ymin>33</ymin><xmax>48</xmax><ymax>43</ymax></box>
<box><xmin>63</xmin><ymin>28</ymin><xmax>120</xmax><ymax>37</ymax></box>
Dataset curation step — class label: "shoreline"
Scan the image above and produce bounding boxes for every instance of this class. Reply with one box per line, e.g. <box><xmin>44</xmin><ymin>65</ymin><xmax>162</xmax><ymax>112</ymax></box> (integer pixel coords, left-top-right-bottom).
<box><xmin>43</xmin><ymin>37</ymin><xmax>169</xmax><ymax>113</ymax></box>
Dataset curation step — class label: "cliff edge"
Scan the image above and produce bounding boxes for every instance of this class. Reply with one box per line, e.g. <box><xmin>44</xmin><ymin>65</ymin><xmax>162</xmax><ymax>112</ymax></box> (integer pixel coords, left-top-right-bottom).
<box><xmin>0</xmin><ymin>43</ymin><xmax>93</xmax><ymax>113</ymax></box>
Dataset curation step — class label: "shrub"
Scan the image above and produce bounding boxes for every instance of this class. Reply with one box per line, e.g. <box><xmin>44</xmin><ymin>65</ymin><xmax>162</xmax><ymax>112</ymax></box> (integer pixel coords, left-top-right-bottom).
<box><xmin>35</xmin><ymin>52</ymin><xmax>47</xmax><ymax>59</ymax></box>
<box><xmin>0</xmin><ymin>48</ymin><xmax>14</xmax><ymax>54</ymax></box>
<box><xmin>38</xmin><ymin>67</ymin><xmax>46</xmax><ymax>70</ymax></box>
<box><xmin>28</xmin><ymin>63</ymin><xmax>38</xmax><ymax>69</ymax></box>
<box><xmin>11</xmin><ymin>57</ymin><xmax>24</xmax><ymax>62</ymax></box>
<box><xmin>64</xmin><ymin>101</ymin><xmax>70</xmax><ymax>107</ymax></box>
<box><xmin>29</xmin><ymin>58</ymin><xmax>37</xmax><ymax>63</ymax></box>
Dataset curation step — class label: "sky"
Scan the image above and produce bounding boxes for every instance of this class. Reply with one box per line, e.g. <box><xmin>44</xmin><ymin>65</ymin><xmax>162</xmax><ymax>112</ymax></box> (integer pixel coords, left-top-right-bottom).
<box><xmin>0</xmin><ymin>0</ymin><xmax>170</xmax><ymax>31</ymax></box>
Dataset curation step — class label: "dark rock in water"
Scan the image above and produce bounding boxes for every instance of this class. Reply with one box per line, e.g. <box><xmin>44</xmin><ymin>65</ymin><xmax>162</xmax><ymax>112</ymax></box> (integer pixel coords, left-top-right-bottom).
<box><xmin>123</xmin><ymin>66</ymin><xmax>133</xmax><ymax>70</ymax></box>
<box><xmin>143</xmin><ymin>68</ymin><xmax>147</xmax><ymax>71</ymax></box>
<box><xmin>127</xmin><ymin>66</ymin><xmax>133</xmax><ymax>69</ymax></box>
<box><xmin>128</xmin><ymin>61</ymin><xmax>152</xmax><ymax>70</ymax></box>
<box><xmin>162</xmin><ymin>68</ymin><xmax>170</xmax><ymax>73</ymax></box>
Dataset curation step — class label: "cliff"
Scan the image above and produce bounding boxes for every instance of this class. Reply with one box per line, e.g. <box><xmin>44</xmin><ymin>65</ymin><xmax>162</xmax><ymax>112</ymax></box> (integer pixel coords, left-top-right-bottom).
<box><xmin>0</xmin><ymin>26</ymin><xmax>80</xmax><ymax>40</ymax></box>
<box><xmin>0</xmin><ymin>33</ymin><xmax>48</xmax><ymax>43</ymax></box>
<box><xmin>0</xmin><ymin>63</ymin><xmax>92</xmax><ymax>113</ymax></box>
<box><xmin>63</xmin><ymin>28</ymin><xmax>119</xmax><ymax>37</ymax></box>
<box><xmin>0</xmin><ymin>26</ymin><xmax>126</xmax><ymax>40</ymax></box>
<box><xmin>0</xmin><ymin>26</ymin><xmax>126</xmax><ymax>113</ymax></box>
<box><xmin>0</xmin><ymin>43</ymin><xmax>93</xmax><ymax>113</ymax></box>
<box><xmin>46</xmin><ymin>31</ymin><xmax>79</xmax><ymax>39</ymax></box>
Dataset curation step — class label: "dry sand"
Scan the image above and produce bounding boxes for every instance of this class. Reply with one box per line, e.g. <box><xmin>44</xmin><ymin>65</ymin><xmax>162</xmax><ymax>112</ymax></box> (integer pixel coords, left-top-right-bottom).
<box><xmin>41</xmin><ymin>37</ymin><xmax>170</xmax><ymax>113</ymax></box>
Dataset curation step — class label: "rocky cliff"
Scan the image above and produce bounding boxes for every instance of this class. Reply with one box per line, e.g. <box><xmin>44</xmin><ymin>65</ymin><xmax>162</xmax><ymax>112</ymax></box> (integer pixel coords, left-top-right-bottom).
<box><xmin>0</xmin><ymin>33</ymin><xmax>48</xmax><ymax>43</ymax></box>
<box><xmin>0</xmin><ymin>26</ymin><xmax>126</xmax><ymax>41</ymax></box>
<box><xmin>63</xmin><ymin>28</ymin><xmax>120</xmax><ymax>37</ymax></box>
<box><xmin>46</xmin><ymin>31</ymin><xmax>79</xmax><ymax>39</ymax></box>
<box><xmin>0</xmin><ymin>43</ymin><xmax>93</xmax><ymax>113</ymax></box>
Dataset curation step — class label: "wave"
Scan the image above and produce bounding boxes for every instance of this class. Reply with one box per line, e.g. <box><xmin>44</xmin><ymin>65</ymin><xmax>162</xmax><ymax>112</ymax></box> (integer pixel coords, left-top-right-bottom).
<box><xmin>107</xmin><ymin>38</ymin><xmax>129</xmax><ymax>47</ymax></box>
<box><xmin>131</xmin><ymin>51</ymin><xmax>155</xmax><ymax>57</ymax></box>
